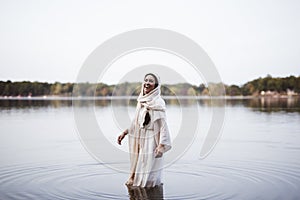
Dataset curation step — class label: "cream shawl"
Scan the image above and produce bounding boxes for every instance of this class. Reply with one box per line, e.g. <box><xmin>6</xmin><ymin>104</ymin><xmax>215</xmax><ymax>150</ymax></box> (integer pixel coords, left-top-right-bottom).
<box><xmin>129</xmin><ymin>74</ymin><xmax>167</xmax><ymax>135</ymax></box>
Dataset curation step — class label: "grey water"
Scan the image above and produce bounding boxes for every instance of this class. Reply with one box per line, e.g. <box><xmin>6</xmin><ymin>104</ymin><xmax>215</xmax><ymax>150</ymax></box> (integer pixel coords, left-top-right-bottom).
<box><xmin>0</xmin><ymin>97</ymin><xmax>300</xmax><ymax>199</ymax></box>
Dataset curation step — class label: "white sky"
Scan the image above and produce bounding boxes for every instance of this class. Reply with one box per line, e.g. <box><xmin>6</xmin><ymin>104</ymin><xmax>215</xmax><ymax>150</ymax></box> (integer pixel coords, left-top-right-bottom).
<box><xmin>0</xmin><ymin>0</ymin><xmax>299</xmax><ymax>85</ymax></box>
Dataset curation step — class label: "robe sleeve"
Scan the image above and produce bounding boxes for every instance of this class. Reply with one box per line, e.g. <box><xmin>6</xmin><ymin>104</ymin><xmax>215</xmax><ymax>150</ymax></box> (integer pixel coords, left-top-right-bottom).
<box><xmin>154</xmin><ymin>118</ymin><xmax>172</xmax><ymax>153</ymax></box>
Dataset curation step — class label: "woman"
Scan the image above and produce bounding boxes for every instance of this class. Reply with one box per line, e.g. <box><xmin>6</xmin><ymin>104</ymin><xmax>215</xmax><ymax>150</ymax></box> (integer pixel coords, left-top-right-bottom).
<box><xmin>117</xmin><ymin>73</ymin><xmax>172</xmax><ymax>187</ymax></box>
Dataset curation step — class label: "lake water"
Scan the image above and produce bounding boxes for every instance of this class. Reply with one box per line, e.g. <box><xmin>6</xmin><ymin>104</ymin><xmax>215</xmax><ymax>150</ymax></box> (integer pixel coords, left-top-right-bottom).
<box><xmin>0</xmin><ymin>97</ymin><xmax>300</xmax><ymax>199</ymax></box>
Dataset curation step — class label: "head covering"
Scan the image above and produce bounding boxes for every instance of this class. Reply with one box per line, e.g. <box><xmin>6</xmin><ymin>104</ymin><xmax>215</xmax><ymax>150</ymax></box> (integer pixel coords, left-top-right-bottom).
<box><xmin>138</xmin><ymin>73</ymin><xmax>163</xmax><ymax>102</ymax></box>
<box><xmin>136</xmin><ymin>73</ymin><xmax>166</xmax><ymax>128</ymax></box>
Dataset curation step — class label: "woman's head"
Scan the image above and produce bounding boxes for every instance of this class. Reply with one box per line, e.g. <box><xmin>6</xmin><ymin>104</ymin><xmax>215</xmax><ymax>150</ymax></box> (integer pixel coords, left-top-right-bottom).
<box><xmin>143</xmin><ymin>73</ymin><xmax>158</xmax><ymax>95</ymax></box>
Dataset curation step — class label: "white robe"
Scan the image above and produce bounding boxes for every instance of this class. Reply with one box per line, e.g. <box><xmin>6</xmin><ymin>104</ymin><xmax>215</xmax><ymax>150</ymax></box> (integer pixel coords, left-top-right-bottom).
<box><xmin>128</xmin><ymin>99</ymin><xmax>171</xmax><ymax>187</ymax></box>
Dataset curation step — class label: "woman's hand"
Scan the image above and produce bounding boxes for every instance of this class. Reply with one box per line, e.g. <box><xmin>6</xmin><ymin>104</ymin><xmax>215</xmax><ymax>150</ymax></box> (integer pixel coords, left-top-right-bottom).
<box><xmin>117</xmin><ymin>130</ymin><xmax>128</xmax><ymax>145</ymax></box>
<box><xmin>154</xmin><ymin>144</ymin><xmax>165</xmax><ymax>158</ymax></box>
<box><xmin>117</xmin><ymin>133</ymin><xmax>125</xmax><ymax>145</ymax></box>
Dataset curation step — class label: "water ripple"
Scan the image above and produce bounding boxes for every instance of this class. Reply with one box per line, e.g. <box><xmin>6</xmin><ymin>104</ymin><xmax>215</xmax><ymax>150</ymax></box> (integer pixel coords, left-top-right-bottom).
<box><xmin>0</xmin><ymin>159</ymin><xmax>300</xmax><ymax>199</ymax></box>
<box><xmin>163</xmin><ymin>159</ymin><xmax>300</xmax><ymax>199</ymax></box>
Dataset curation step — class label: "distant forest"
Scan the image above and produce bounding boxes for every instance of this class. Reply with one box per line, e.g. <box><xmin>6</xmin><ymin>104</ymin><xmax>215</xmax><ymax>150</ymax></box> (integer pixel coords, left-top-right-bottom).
<box><xmin>0</xmin><ymin>75</ymin><xmax>299</xmax><ymax>97</ymax></box>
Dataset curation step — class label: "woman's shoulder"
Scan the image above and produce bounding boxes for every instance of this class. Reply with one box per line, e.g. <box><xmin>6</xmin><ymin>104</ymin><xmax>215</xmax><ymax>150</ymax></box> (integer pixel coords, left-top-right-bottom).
<box><xmin>154</xmin><ymin>96</ymin><xmax>166</xmax><ymax>106</ymax></box>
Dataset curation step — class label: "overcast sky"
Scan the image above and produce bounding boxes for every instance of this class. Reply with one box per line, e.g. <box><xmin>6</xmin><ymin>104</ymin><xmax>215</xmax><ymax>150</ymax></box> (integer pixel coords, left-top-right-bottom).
<box><xmin>0</xmin><ymin>0</ymin><xmax>299</xmax><ymax>85</ymax></box>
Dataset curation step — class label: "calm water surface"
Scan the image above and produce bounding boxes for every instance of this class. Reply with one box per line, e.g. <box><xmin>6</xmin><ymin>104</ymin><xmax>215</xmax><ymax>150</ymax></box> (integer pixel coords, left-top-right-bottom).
<box><xmin>0</xmin><ymin>98</ymin><xmax>300</xmax><ymax>199</ymax></box>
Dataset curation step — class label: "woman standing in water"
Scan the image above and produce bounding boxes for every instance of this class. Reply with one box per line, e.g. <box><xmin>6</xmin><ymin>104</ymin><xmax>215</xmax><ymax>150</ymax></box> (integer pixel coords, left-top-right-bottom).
<box><xmin>117</xmin><ymin>73</ymin><xmax>172</xmax><ymax>187</ymax></box>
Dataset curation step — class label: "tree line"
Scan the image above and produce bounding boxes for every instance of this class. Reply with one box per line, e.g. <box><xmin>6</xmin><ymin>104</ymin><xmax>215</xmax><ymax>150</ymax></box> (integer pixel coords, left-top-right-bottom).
<box><xmin>0</xmin><ymin>75</ymin><xmax>299</xmax><ymax>97</ymax></box>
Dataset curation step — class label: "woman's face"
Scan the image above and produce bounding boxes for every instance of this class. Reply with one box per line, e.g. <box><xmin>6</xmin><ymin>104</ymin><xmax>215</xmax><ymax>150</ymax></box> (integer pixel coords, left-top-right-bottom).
<box><xmin>143</xmin><ymin>74</ymin><xmax>156</xmax><ymax>94</ymax></box>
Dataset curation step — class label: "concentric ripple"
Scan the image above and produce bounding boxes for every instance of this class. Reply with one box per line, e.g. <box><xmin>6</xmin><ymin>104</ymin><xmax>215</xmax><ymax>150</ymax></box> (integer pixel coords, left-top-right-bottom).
<box><xmin>0</xmin><ymin>159</ymin><xmax>300</xmax><ymax>200</ymax></box>
<box><xmin>164</xmin><ymin>159</ymin><xmax>300</xmax><ymax>200</ymax></box>
<box><xmin>0</xmin><ymin>162</ymin><xmax>128</xmax><ymax>200</ymax></box>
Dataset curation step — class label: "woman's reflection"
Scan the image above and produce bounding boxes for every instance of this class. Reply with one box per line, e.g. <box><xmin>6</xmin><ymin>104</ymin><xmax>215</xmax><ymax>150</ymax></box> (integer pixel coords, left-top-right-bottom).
<box><xmin>126</xmin><ymin>184</ymin><xmax>164</xmax><ymax>200</ymax></box>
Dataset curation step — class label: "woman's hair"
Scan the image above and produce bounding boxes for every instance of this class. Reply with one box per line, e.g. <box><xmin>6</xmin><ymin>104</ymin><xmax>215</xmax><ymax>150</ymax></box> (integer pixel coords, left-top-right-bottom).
<box><xmin>143</xmin><ymin>112</ymin><xmax>151</xmax><ymax>126</ymax></box>
<box><xmin>144</xmin><ymin>73</ymin><xmax>159</xmax><ymax>88</ymax></box>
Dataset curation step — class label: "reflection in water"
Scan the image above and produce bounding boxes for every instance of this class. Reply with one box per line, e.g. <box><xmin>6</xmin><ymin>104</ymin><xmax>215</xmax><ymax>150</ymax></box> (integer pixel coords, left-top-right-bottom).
<box><xmin>0</xmin><ymin>99</ymin><xmax>72</xmax><ymax>109</ymax></box>
<box><xmin>127</xmin><ymin>185</ymin><xmax>164</xmax><ymax>200</ymax></box>
<box><xmin>241</xmin><ymin>97</ymin><xmax>300</xmax><ymax>113</ymax></box>
<box><xmin>255</xmin><ymin>97</ymin><xmax>299</xmax><ymax>112</ymax></box>
<box><xmin>0</xmin><ymin>97</ymin><xmax>299</xmax><ymax>113</ymax></box>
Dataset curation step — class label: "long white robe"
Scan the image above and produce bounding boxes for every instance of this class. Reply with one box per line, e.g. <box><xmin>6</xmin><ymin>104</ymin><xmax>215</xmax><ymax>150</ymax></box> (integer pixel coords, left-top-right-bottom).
<box><xmin>126</xmin><ymin>73</ymin><xmax>171</xmax><ymax>187</ymax></box>
<box><xmin>128</xmin><ymin>100</ymin><xmax>171</xmax><ymax>187</ymax></box>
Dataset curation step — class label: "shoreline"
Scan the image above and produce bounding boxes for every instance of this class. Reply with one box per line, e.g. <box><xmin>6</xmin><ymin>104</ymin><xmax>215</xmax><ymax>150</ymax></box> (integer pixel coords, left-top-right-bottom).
<box><xmin>0</xmin><ymin>95</ymin><xmax>299</xmax><ymax>101</ymax></box>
